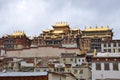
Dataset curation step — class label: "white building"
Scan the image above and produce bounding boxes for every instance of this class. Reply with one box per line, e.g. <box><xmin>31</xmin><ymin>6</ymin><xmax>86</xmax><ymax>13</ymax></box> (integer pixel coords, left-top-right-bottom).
<box><xmin>101</xmin><ymin>40</ymin><xmax>120</xmax><ymax>53</ymax></box>
<box><xmin>60</xmin><ymin>53</ymin><xmax>87</xmax><ymax>65</ymax></box>
<box><xmin>92</xmin><ymin>53</ymin><xmax>120</xmax><ymax>80</ymax></box>
<box><xmin>0</xmin><ymin>72</ymin><xmax>73</xmax><ymax>80</ymax></box>
<box><xmin>76</xmin><ymin>54</ymin><xmax>86</xmax><ymax>65</ymax></box>
<box><xmin>0</xmin><ymin>49</ymin><xmax>6</xmax><ymax>56</ymax></box>
<box><xmin>36</xmin><ymin>63</ymin><xmax>91</xmax><ymax>80</ymax></box>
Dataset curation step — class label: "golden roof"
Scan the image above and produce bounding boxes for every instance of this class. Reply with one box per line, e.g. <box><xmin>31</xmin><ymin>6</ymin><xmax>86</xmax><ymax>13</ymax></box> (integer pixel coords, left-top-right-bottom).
<box><xmin>83</xmin><ymin>27</ymin><xmax>110</xmax><ymax>31</ymax></box>
<box><xmin>51</xmin><ymin>35</ymin><xmax>57</xmax><ymax>38</ymax></box>
<box><xmin>12</xmin><ymin>31</ymin><xmax>25</xmax><ymax>36</ymax></box>
<box><xmin>53</xmin><ymin>30</ymin><xmax>64</xmax><ymax>34</ymax></box>
<box><xmin>43</xmin><ymin>29</ymin><xmax>50</xmax><ymax>32</ymax></box>
<box><xmin>53</xmin><ymin>22</ymin><xmax>69</xmax><ymax>27</ymax></box>
<box><xmin>71</xmin><ymin>27</ymin><xmax>79</xmax><ymax>30</ymax></box>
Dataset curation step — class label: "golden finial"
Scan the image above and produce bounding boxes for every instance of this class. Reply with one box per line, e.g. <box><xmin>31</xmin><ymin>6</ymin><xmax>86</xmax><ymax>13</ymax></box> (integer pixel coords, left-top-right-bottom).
<box><xmin>93</xmin><ymin>49</ymin><xmax>97</xmax><ymax>57</ymax></box>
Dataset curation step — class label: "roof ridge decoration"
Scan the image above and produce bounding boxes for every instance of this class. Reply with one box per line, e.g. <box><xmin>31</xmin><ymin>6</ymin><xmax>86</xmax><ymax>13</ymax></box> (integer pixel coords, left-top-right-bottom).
<box><xmin>54</xmin><ymin>22</ymin><xmax>69</xmax><ymax>27</ymax></box>
<box><xmin>84</xmin><ymin>26</ymin><xmax>110</xmax><ymax>31</ymax></box>
<box><xmin>12</xmin><ymin>31</ymin><xmax>25</xmax><ymax>36</ymax></box>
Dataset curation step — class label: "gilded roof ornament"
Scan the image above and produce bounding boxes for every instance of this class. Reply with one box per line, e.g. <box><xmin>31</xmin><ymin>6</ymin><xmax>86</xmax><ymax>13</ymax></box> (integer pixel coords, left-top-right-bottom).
<box><xmin>71</xmin><ymin>27</ymin><xmax>79</xmax><ymax>30</ymax></box>
<box><xmin>43</xmin><ymin>29</ymin><xmax>50</xmax><ymax>32</ymax></box>
<box><xmin>12</xmin><ymin>31</ymin><xmax>25</xmax><ymax>36</ymax></box>
<box><xmin>83</xmin><ymin>26</ymin><xmax>110</xmax><ymax>31</ymax></box>
<box><xmin>54</xmin><ymin>22</ymin><xmax>69</xmax><ymax>26</ymax></box>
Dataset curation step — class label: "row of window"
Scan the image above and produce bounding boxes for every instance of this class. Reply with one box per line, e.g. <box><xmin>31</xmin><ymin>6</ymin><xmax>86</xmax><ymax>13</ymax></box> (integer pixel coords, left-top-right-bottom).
<box><xmin>91</xmin><ymin>47</ymin><xmax>101</xmax><ymax>49</ymax></box>
<box><xmin>91</xmin><ymin>39</ymin><xmax>101</xmax><ymax>42</ymax></box>
<box><xmin>43</xmin><ymin>68</ymin><xmax>83</xmax><ymax>74</ymax></box>
<box><xmin>63</xmin><ymin>58</ymin><xmax>73</xmax><ymax>61</ymax></box>
<box><xmin>63</xmin><ymin>58</ymin><xmax>85</xmax><ymax>62</ymax></box>
<box><xmin>104</xmin><ymin>49</ymin><xmax>120</xmax><ymax>52</ymax></box>
<box><xmin>74</xmin><ymin>69</ymin><xmax>83</xmax><ymax>74</ymax></box>
<box><xmin>4</xmin><ymin>44</ymin><xmax>14</xmax><ymax>49</ymax></box>
<box><xmin>4</xmin><ymin>40</ymin><xmax>14</xmax><ymax>44</ymax></box>
<box><xmin>96</xmin><ymin>63</ymin><xmax>119</xmax><ymax>71</ymax></box>
<box><xmin>104</xmin><ymin>43</ymin><xmax>120</xmax><ymax>47</ymax></box>
<box><xmin>62</xmin><ymin>54</ymin><xmax>75</xmax><ymax>57</ymax></box>
<box><xmin>46</xmin><ymin>41</ymin><xmax>61</xmax><ymax>45</ymax></box>
<box><xmin>91</xmin><ymin>44</ymin><xmax>101</xmax><ymax>46</ymax></box>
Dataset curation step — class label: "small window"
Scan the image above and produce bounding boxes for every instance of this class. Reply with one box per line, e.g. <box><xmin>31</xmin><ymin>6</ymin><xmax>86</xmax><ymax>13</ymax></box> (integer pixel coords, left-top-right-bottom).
<box><xmin>79</xmin><ymin>69</ymin><xmax>83</xmax><ymax>74</ymax></box>
<box><xmin>104</xmin><ymin>63</ymin><xmax>109</xmax><ymax>70</ymax></box>
<box><xmin>96</xmin><ymin>63</ymin><xmax>101</xmax><ymax>70</ymax></box>
<box><xmin>118</xmin><ymin>43</ymin><xmax>120</xmax><ymax>47</ymax></box>
<box><xmin>82</xmin><ymin>59</ymin><xmax>84</xmax><ymax>62</ymax></box>
<box><xmin>108</xmin><ymin>49</ymin><xmax>111</xmax><ymax>52</ymax></box>
<box><xmin>74</xmin><ymin>69</ymin><xmax>78</xmax><ymax>74</ymax></box>
<box><xmin>9</xmin><ymin>67</ymin><xmax>11</xmax><ymax>69</ymax></box>
<box><xmin>104</xmin><ymin>44</ymin><xmax>106</xmax><ymax>47</ymax></box>
<box><xmin>79</xmin><ymin>59</ymin><xmax>80</xmax><ymax>62</ymax></box>
<box><xmin>113</xmin><ymin>63</ymin><xmax>119</xmax><ymax>71</ymax></box>
<box><xmin>108</xmin><ymin>44</ymin><xmax>111</xmax><ymax>47</ymax></box>
<box><xmin>70</xmin><ymin>58</ymin><xmax>73</xmax><ymax>61</ymax></box>
<box><xmin>114</xmin><ymin>43</ymin><xmax>116</xmax><ymax>47</ymax></box>
<box><xmin>63</xmin><ymin>58</ymin><xmax>66</xmax><ymax>61</ymax></box>
<box><xmin>44</xmin><ymin>69</ymin><xmax>46</xmax><ymax>72</ymax></box>
<box><xmin>113</xmin><ymin>49</ymin><xmax>115</xmax><ymax>53</ymax></box>
<box><xmin>104</xmin><ymin>49</ymin><xmax>107</xmax><ymax>52</ymax></box>
<box><xmin>68</xmin><ymin>69</ymin><xmax>70</xmax><ymax>72</ymax></box>
<box><xmin>119</xmin><ymin>49</ymin><xmax>120</xmax><ymax>52</ymax></box>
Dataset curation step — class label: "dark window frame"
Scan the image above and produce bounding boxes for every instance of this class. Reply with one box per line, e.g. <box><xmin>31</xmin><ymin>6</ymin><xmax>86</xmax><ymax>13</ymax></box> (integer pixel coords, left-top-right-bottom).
<box><xmin>104</xmin><ymin>63</ymin><xmax>110</xmax><ymax>70</ymax></box>
<box><xmin>108</xmin><ymin>43</ymin><xmax>111</xmax><ymax>47</ymax></box>
<box><xmin>113</xmin><ymin>63</ymin><xmax>119</xmax><ymax>71</ymax></box>
<box><xmin>104</xmin><ymin>44</ymin><xmax>106</xmax><ymax>47</ymax></box>
<box><xmin>96</xmin><ymin>63</ymin><xmax>101</xmax><ymax>70</ymax></box>
<box><xmin>113</xmin><ymin>43</ymin><xmax>116</xmax><ymax>47</ymax></box>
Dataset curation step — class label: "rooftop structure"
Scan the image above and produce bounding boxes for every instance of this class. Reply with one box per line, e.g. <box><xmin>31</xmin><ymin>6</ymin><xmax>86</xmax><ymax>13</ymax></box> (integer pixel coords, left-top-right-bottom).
<box><xmin>82</xmin><ymin>26</ymin><xmax>113</xmax><ymax>39</ymax></box>
<box><xmin>12</xmin><ymin>31</ymin><xmax>25</xmax><ymax>37</ymax></box>
<box><xmin>81</xmin><ymin>26</ymin><xmax>113</xmax><ymax>52</ymax></box>
<box><xmin>32</xmin><ymin>22</ymin><xmax>81</xmax><ymax>48</ymax></box>
<box><xmin>84</xmin><ymin>26</ymin><xmax>110</xmax><ymax>31</ymax></box>
<box><xmin>0</xmin><ymin>31</ymin><xmax>31</xmax><ymax>50</ymax></box>
<box><xmin>53</xmin><ymin>22</ymin><xmax>69</xmax><ymax>27</ymax></box>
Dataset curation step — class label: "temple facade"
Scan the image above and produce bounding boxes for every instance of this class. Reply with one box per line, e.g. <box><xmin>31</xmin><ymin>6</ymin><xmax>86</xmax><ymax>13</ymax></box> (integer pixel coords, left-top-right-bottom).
<box><xmin>0</xmin><ymin>31</ymin><xmax>31</xmax><ymax>50</ymax></box>
<box><xmin>81</xmin><ymin>26</ymin><xmax>113</xmax><ymax>52</ymax></box>
<box><xmin>0</xmin><ymin>23</ymin><xmax>114</xmax><ymax>53</ymax></box>
<box><xmin>32</xmin><ymin>22</ymin><xmax>81</xmax><ymax>48</ymax></box>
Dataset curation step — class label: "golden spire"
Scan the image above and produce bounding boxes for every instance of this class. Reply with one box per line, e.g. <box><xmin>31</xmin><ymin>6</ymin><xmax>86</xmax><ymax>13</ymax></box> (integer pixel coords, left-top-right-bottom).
<box><xmin>93</xmin><ymin>49</ymin><xmax>97</xmax><ymax>57</ymax></box>
<box><xmin>64</xmin><ymin>66</ymin><xmax>67</xmax><ymax>72</ymax></box>
<box><xmin>84</xmin><ymin>27</ymin><xmax>110</xmax><ymax>31</ymax></box>
<box><xmin>12</xmin><ymin>31</ymin><xmax>25</xmax><ymax>36</ymax></box>
<box><xmin>54</xmin><ymin>22</ymin><xmax>69</xmax><ymax>26</ymax></box>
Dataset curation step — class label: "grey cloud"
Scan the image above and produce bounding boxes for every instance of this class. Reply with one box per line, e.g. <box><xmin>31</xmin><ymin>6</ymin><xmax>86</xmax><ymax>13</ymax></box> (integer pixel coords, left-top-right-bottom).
<box><xmin>0</xmin><ymin>0</ymin><xmax>120</xmax><ymax>39</ymax></box>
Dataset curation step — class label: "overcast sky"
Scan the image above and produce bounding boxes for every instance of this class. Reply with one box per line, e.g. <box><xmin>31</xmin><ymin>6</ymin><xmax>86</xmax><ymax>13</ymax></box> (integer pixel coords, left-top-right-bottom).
<box><xmin>0</xmin><ymin>0</ymin><xmax>120</xmax><ymax>39</ymax></box>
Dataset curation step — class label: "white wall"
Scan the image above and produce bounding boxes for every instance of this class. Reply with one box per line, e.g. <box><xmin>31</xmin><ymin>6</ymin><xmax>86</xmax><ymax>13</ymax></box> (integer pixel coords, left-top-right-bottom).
<box><xmin>92</xmin><ymin>63</ymin><xmax>120</xmax><ymax>80</ymax></box>
<box><xmin>101</xmin><ymin>43</ymin><xmax>120</xmax><ymax>53</ymax></box>
<box><xmin>62</xmin><ymin>43</ymin><xmax>77</xmax><ymax>48</ymax></box>
<box><xmin>6</xmin><ymin>46</ymin><xmax>80</xmax><ymax>58</ymax></box>
<box><xmin>76</xmin><ymin>58</ymin><xmax>86</xmax><ymax>65</ymax></box>
<box><xmin>0</xmin><ymin>49</ymin><xmax>6</xmax><ymax>56</ymax></box>
<box><xmin>48</xmin><ymin>73</ymin><xmax>66</xmax><ymax>80</ymax></box>
<box><xmin>21</xmin><ymin>61</ymin><xmax>34</xmax><ymax>67</ymax></box>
